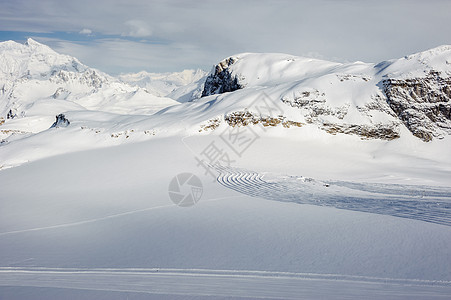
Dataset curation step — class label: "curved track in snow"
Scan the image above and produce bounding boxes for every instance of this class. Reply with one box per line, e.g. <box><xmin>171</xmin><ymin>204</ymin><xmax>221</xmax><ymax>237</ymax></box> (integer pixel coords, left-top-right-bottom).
<box><xmin>215</xmin><ymin>166</ymin><xmax>451</xmax><ymax>227</ymax></box>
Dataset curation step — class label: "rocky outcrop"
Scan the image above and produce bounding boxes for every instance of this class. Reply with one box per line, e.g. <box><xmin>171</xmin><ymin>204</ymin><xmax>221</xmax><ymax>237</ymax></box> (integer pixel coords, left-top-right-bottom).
<box><xmin>281</xmin><ymin>90</ymin><xmax>349</xmax><ymax>122</ymax></box>
<box><xmin>223</xmin><ymin>110</ymin><xmax>398</xmax><ymax>140</ymax></box>
<box><xmin>50</xmin><ymin>69</ymin><xmax>106</xmax><ymax>89</ymax></box>
<box><xmin>6</xmin><ymin>109</ymin><xmax>17</xmax><ymax>119</ymax></box>
<box><xmin>52</xmin><ymin>87</ymin><xmax>70</xmax><ymax>99</ymax></box>
<box><xmin>321</xmin><ymin>122</ymin><xmax>400</xmax><ymax>140</ymax></box>
<box><xmin>201</xmin><ymin>57</ymin><xmax>243</xmax><ymax>97</ymax></box>
<box><xmin>50</xmin><ymin>114</ymin><xmax>70</xmax><ymax>128</ymax></box>
<box><xmin>225</xmin><ymin>111</ymin><xmax>303</xmax><ymax>128</ymax></box>
<box><xmin>382</xmin><ymin>71</ymin><xmax>451</xmax><ymax>141</ymax></box>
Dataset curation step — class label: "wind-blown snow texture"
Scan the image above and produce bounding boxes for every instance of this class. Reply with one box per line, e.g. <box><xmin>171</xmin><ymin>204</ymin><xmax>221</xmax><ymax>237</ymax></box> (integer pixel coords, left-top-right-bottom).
<box><xmin>1</xmin><ymin>40</ymin><xmax>451</xmax><ymax>299</ymax></box>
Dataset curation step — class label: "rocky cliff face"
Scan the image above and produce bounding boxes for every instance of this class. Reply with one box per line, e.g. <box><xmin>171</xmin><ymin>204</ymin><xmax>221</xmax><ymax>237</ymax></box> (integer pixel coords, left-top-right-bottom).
<box><xmin>382</xmin><ymin>71</ymin><xmax>451</xmax><ymax>141</ymax></box>
<box><xmin>50</xmin><ymin>114</ymin><xmax>70</xmax><ymax>128</ymax></box>
<box><xmin>201</xmin><ymin>57</ymin><xmax>242</xmax><ymax>97</ymax></box>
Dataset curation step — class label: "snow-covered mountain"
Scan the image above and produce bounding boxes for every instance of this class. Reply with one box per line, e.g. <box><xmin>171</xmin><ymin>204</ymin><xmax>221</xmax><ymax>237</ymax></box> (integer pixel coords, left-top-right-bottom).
<box><xmin>201</xmin><ymin>47</ymin><xmax>451</xmax><ymax>141</ymax></box>
<box><xmin>0</xmin><ymin>38</ymin><xmax>179</xmax><ymax>120</ymax></box>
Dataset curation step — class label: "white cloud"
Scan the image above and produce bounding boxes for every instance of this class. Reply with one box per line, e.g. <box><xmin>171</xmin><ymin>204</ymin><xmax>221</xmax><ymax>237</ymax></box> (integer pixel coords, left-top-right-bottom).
<box><xmin>32</xmin><ymin>37</ymin><xmax>211</xmax><ymax>75</ymax></box>
<box><xmin>79</xmin><ymin>28</ymin><xmax>92</xmax><ymax>35</ymax></box>
<box><xmin>123</xmin><ymin>20</ymin><xmax>152</xmax><ymax>38</ymax></box>
<box><xmin>2</xmin><ymin>0</ymin><xmax>451</xmax><ymax>73</ymax></box>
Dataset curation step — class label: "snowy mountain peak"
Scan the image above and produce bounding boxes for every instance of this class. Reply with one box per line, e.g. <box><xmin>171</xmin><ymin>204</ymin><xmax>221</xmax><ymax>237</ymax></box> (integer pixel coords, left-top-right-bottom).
<box><xmin>0</xmin><ymin>39</ymin><xmax>87</xmax><ymax>81</ymax></box>
<box><xmin>0</xmin><ymin>39</ymin><xmax>179</xmax><ymax>119</ymax></box>
<box><xmin>24</xmin><ymin>38</ymin><xmax>54</xmax><ymax>52</ymax></box>
<box><xmin>405</xmin><ymin>44</ymin><xmax>451</xmax><ymax>60</ymax></box>
<box><xmin>379</xmin><ymin>45</ymin><xmax>451</xmax><ymax>79</ymax></box>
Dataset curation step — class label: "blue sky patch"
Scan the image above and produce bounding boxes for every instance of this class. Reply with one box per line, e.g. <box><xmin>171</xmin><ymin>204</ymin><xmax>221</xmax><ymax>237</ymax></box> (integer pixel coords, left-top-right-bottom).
<box><xmin>0</xmin><ymin>31</ymin><xmax>168</xmax><ymax>45</ymax></box>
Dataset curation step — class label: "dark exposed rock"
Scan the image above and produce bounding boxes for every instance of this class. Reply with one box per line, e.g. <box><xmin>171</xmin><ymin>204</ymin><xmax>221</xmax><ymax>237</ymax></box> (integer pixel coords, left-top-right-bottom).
<box><xmin>201</xmin><ymin>57</ymin><xmax>243</xmax><ymax>97</ymax></box>
<box><xmin>6</xmin><ymin>109</ymin><xmax>16</xmax><ymax>119</ymax></box>
<box><xmin>382</xmin><ymin>71</ymin><xmax>451</xmax><ymax>141</ymax></box>
<box><xmin>50</xmin><ymin>114</ymin><xmax>70</xmax><ymax>128</ymax></box>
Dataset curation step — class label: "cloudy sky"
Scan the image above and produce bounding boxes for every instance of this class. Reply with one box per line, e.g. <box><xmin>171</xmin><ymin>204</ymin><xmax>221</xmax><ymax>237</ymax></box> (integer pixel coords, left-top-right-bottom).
<box><xmin>1</xmin><ymin>0</ymin><xmax>450</xmax><ymax>75</ymax></box>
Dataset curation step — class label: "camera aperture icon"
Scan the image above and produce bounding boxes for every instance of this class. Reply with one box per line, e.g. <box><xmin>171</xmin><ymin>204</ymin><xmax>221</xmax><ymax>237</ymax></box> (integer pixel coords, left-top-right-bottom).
<box><xmin>168</xmin><ymin>173</ymin><xmax>203</xmax><ymax>207</ymax></box>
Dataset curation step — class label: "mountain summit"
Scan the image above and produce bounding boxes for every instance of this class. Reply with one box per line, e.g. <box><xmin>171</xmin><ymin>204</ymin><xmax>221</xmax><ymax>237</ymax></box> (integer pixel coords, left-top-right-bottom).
<box><xmin>0</xmin><ymin>39</ymin><xmax>178</xmax><ymax>118</ymax></box>
<box><xmin>0</xmin><ymin>38</ymin><xmax>86</xmax><ymax>79</ymax></box>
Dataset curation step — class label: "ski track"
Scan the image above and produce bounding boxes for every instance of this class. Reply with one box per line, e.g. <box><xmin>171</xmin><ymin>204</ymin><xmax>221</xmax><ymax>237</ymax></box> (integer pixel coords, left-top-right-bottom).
<box><xmin>0</xmin><ymin>196</ymin><xmax>242</xmax><ymax>237</ymax></box>
<box><xmin>0</xmin><ymin>204</ymin><xmax>175</xmax><ymax>237</ymax></box>
<box><xmin>214</xmin><ymin>166</ymin><xmax>451</xmax><ymax>227</ymax></box>
<box><xmin>1</xmin><ymin>267</ymin><xmax>450</xmax><ymax>299</ymax></box>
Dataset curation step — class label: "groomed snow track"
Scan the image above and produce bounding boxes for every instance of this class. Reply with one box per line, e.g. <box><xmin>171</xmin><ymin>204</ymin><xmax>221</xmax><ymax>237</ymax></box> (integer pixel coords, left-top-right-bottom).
<box><xmin>215</xmin><ymin>166</ymin><xmax>451</xmax><ymax>227</ymax></box>
<box><xmin>1</xmin><ymin>267</ymin><xmax>451</xmax><ymax>299</ymax></box>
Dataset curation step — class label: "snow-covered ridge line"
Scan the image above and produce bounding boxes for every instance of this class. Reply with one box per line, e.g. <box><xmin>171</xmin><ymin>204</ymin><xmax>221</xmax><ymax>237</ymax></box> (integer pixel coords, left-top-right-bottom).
<box><xmin>201</xmin><ymin>46</ymin><xmax>451</xmax><ymax>141</ymax></box>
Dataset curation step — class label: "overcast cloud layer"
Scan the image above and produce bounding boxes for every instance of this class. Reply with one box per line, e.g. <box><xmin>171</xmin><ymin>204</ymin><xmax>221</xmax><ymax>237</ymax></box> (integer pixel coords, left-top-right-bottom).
<box><xmin>1</xmin><ymin>0</ymin><xmax>450</xmax><ymax>74</ymax></box>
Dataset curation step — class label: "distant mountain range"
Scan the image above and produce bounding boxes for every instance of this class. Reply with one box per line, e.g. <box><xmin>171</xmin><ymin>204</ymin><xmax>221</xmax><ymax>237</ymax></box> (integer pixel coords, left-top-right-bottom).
<box><xmin>118</xmin><ymin>69</ymin><xmax>207</xmax><ymax>102</ymax></box>
<box><xmin>0</xmin><ymin>38</ymin><xmax>201</xmax><ymax>118</ymax></box>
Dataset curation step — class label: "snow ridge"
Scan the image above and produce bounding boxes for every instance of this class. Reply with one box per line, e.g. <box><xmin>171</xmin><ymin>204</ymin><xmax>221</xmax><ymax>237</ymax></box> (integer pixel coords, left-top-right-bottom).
<box><xmin>201</xmin><ymin>46</ymin><xmax>451</xmax><ymax>141</ymax></box>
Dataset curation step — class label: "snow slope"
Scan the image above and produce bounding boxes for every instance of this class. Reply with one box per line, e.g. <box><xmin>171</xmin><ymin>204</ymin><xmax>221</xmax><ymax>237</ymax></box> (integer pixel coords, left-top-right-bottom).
<box><xmin>1</xmin><ymin>40</ymin><xmax>451</xmax><ymax>299</ymax></box>
<box><xmin>0</xmin><ymin>137</ymin><xmax>450</xmax><ymax>299</ymax></box>
<box><xmin>380</xmin><ymin>45</ymin><xmax>451</xmax><ymax>79</ymax></box>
